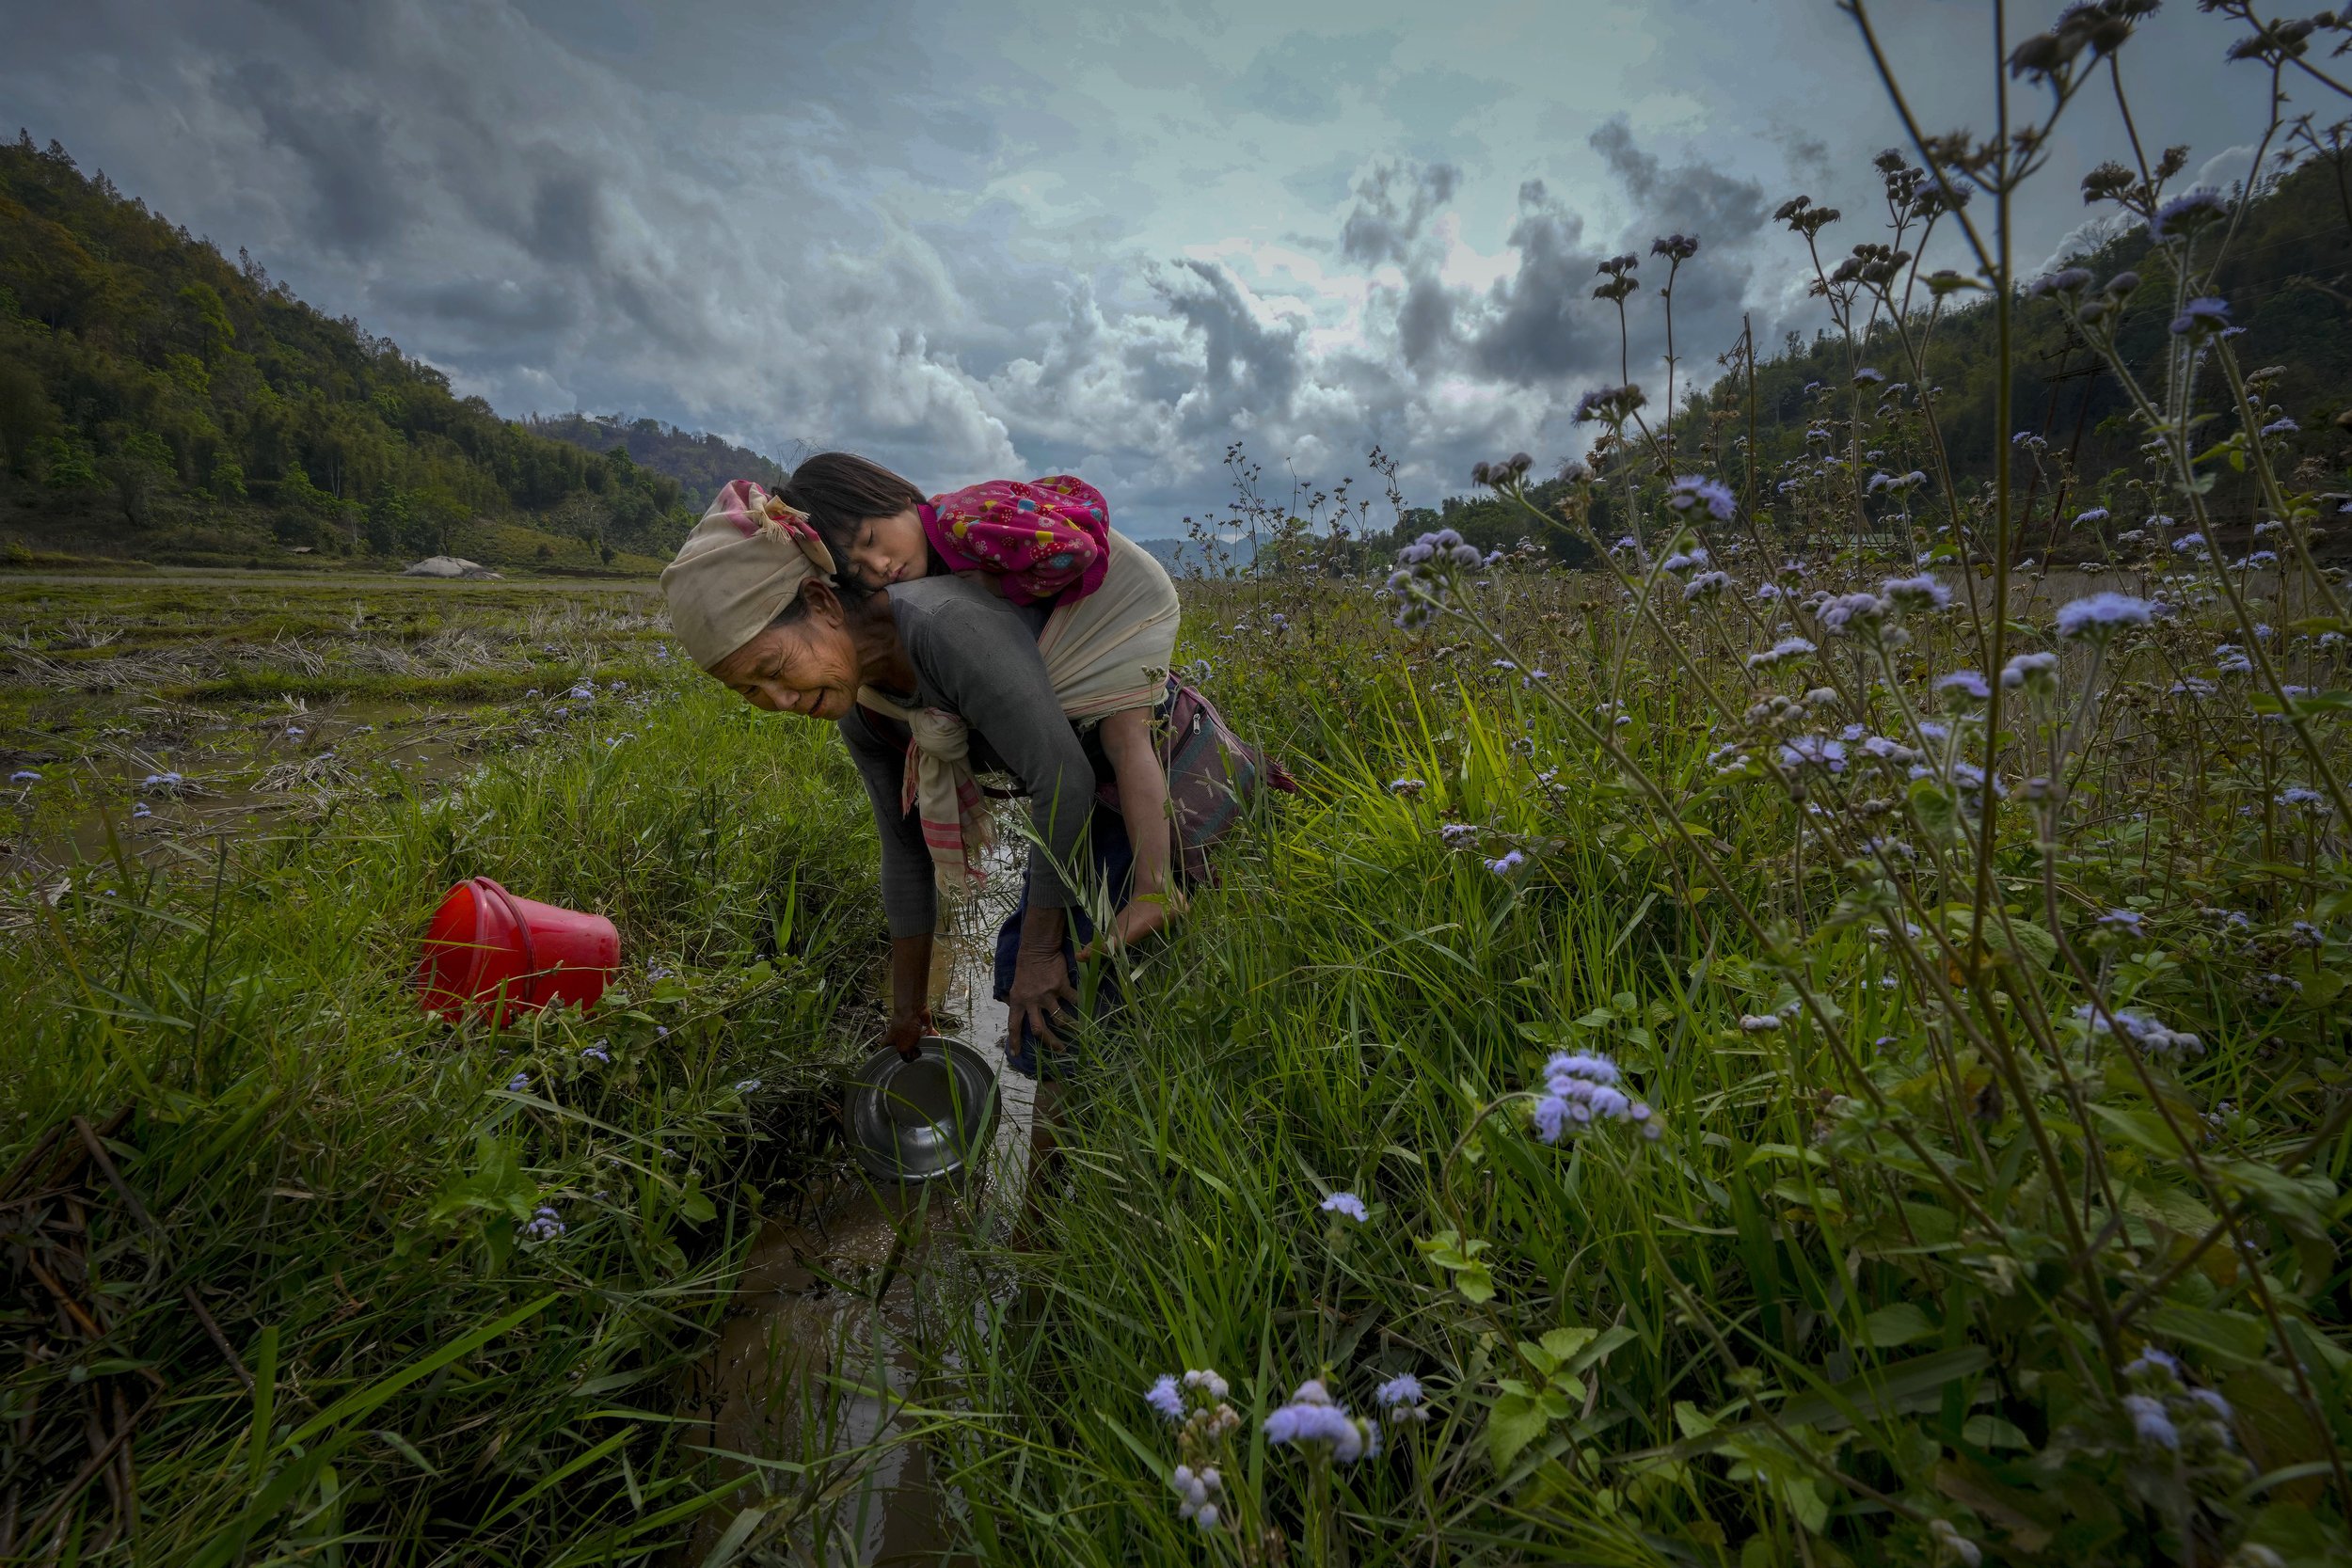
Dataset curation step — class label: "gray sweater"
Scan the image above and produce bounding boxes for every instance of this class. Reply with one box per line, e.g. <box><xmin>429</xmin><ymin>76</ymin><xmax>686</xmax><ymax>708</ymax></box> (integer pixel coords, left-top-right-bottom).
<box><xmin>837</xmin><ymin>576</ymin><xmax>1097</xmax><ymax>939</ymax></box>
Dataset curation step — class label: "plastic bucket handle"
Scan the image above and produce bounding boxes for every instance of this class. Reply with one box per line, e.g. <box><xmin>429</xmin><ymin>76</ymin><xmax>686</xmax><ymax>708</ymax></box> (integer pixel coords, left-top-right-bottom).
<box><xmin>475</xmin><ymin>877</ymin><xmax>540</xmax><ymax>1006</ymax></box>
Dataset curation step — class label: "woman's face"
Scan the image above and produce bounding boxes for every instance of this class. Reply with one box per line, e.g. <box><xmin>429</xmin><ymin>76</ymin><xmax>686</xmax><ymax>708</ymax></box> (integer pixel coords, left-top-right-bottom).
<box><xmin>708</xmin><ymin>594</ymin><xmax>863</xmax><ymax>721</ymax></box>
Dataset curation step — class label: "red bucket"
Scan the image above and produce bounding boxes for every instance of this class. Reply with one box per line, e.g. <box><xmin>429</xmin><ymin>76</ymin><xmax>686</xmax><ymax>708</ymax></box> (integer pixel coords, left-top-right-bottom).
<box><xmin>418</xmin><ymin>877</ymin><xmax>620</xmax><ymax>1023</ymax></box>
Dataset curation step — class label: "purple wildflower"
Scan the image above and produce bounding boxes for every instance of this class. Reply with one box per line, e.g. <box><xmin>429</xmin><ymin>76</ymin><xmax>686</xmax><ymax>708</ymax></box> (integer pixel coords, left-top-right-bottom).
<box><xmin>1819</xmin><ymin>592</ymin><xmax>1889</xmax><ymax>636</ymax></box>
<box><xmin>1666</xmin><ymin>475</ymin><xmax>1737</xmax><ymax>521</ymax></box>
<box><xmin>2002</xmin><ymin>651</ymin><xmax>2059</xmax><ymax>689</ymax></box>
<box><xmin>1882</xmin><ymin>574</ymin><xmax>1951</xmax><ymax>610</ymax></box>
<box><xmin>1777</xmin><ymin>736</ymin><xmax>1849</xmax><ymax>773</ymax></box>
<box><xmin>1531</xmin><ymin>1049</ymin><xmax>1659</xmax><ymax>1143</ymax></box>
<box><xmin>2149</xmin><ymin>188</ymin><xmax>2228</xmax><ymax>241</ymax></box>
<box><xmin>1263</xmin><ymin>1381</ymin><xmax>1374</xmax><ymax>1463</ymax></box>
<box><xmin>2124</xmin><ymin>1393</ymin><xmax>2180</xmax><ymax>1449</ymax></box>
<box><xmin>2054</xmin><ymin>592</ymin><xmax>2153</xmax><ymax>641</ymax></box>
<box><xmin>2027</xmin><ymin>266</ymin><xmax>2093</xmax><ymax>297</ymax></box>
<box><xmin>2169</xmin><ymin>297</ymin><xmax>2231</xmax><ymax>337</ymax></box>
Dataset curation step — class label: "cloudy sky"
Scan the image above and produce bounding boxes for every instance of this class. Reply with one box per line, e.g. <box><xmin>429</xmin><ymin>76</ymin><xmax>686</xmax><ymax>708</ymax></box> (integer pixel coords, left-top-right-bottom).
<box><xmin>0</xmin><ymin>0</ymin><xmax>2287</xmax><ymax>535</ymax></box>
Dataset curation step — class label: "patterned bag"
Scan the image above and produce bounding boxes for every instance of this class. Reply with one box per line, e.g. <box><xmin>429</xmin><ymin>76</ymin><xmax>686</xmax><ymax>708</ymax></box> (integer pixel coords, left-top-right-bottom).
<box><xmin>1100</xmin><ymin>679</ymin><xmax>1295</xmax><ymax>883</ymax></box>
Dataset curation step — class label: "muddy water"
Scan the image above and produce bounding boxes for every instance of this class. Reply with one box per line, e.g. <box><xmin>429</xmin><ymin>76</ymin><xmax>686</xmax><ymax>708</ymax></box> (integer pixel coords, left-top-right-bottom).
<box><xmin>683</xmin><ymin>865</ymin><xmax>1033</xmax><ymax>1565</ymax></box>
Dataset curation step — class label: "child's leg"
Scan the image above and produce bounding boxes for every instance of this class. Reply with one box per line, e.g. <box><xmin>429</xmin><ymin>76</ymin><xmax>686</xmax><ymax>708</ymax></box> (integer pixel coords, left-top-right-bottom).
<box><xmin>1097</xmin><ymin>707</ymin><xmax>1178</xmax><ymax>950</ymax></box>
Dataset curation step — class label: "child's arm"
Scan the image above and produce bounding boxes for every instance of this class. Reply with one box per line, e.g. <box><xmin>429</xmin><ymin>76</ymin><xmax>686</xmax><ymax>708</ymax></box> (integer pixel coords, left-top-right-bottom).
<box><xmin>1084</xmin><ymin>706</ymin><xmax>1180</xmax><ymax>956</ymax></box>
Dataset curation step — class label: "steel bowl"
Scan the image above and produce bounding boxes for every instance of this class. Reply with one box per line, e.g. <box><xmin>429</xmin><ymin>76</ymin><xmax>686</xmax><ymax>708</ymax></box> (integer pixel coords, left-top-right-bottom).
<box><xmin>844</xmin><ymin>1036</ymin><xmax>999</xmax><ymax>1183</ymax></box>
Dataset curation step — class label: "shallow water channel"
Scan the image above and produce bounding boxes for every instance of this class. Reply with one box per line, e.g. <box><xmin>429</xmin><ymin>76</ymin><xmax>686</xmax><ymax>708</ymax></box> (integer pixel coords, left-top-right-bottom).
<box><xmin>681</xmin><ymin>862</ymin><xmax>1035</xmax><ymax>1565</ymax></box>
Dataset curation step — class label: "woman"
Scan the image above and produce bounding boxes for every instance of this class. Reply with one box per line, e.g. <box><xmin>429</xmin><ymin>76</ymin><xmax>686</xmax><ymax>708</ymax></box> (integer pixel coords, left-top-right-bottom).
<box><xmin>660</xmin><ymin>471</ymin><xmax>1180</xmax><ymax>1067</ymax></box>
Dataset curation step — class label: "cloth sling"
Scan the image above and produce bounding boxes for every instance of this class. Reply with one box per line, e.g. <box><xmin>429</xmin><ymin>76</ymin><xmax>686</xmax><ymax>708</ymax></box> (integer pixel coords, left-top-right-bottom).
<box><xmin>856</xmin><ymin>529</ymin><xmax>1180</xmax><ymax>893</ymax></box>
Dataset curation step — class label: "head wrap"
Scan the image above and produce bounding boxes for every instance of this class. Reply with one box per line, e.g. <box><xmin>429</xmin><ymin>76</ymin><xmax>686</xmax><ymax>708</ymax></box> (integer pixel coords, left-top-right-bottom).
<box><xmin>660</xmin><ymin>480</ymin><xmax>838</xmax><ymax>669</ymax></box>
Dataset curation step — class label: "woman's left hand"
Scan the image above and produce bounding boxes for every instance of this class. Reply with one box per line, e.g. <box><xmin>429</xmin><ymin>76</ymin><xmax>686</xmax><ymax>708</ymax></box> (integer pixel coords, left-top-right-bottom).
<box><xmin>1009</xmin><ymin>912</ymin><xmax>1080</xmax><ymax>1050</ymax></box>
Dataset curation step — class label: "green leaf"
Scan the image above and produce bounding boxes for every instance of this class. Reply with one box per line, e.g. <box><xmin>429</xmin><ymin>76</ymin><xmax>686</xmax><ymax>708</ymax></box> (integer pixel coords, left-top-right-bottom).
<box><xmin>1456</xmin><ymin>1259</ymin><xmax>1496</xmax><ymax>1304</ymax></box>
<box><xmin>1539</xmin><ymin>1326</ymin><xmax>1599</xmax><ymax>1365</ymax></box>
<box><xmin>1908</xmin><ymin>778</ymin><xmax>1957</xmax><ymax>836</ymax></box>
<box><xmin>1652</xmin><ymin>1347</ymin><xmax>1993</xmax><ymax>1458</ymax></box>
<box><xmin>1489</xmin><ymin>1391</ymin><xmax>1550</xmax><ymax>1471</ymax></box>
<box><xmin>1570</xmin><ymin>1325</ymin><xmax>1638</xmax><ymax>1374</ymax></box>
<box><xmin>2145</xmin><ymin>1302</ymin><xmax>2268</xmax><ymax>1365</ymax></box>
<box><xmin>1962</xmin><ymin>1415</ymin><xmax>2032</xmax><ymax>1451</ymax></box>
<box><xmin>2089</xmin><ymin>1101</ymin><xmax>2197</xmax><ymax>1160</ymax></box>
<box><xmin>1860</xmin><ymin>1304</ymin><xmax>1935</xmax><ymax>1348</ymax></box>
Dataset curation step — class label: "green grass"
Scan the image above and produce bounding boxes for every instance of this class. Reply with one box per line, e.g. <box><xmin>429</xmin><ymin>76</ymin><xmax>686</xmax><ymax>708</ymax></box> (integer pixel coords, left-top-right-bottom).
<box><xmin>4</xmin><ymin>603</ymin><xmax>888</xmax><ymax>1563</ymax></box>
<box><xmin>920</xmin><ymin>578</ymin><xmax>2352</xmax><ymax>1568</ymax></box>
<box><xmin>6</xmin><ymin>545</ymin><xmax>2349</xmax><ymax>1567</ymax></box>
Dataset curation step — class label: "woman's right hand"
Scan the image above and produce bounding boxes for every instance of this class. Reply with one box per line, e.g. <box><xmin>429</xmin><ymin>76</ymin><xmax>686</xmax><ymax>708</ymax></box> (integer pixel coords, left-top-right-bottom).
<box><xmin>886</xmin><ymin>934</ymin><xmax>936</xmax><ymax>1060</ymax></box>
<box><xmin>886</xmin><ymin>1006</ymin><xmax>933</xmax><ymax>1061</ymax></box>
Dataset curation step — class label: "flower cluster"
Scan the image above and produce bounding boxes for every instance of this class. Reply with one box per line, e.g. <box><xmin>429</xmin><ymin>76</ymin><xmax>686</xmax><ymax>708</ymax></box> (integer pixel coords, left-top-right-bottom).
<box><xmin>2118</xmin><ymin>1349</ymin><xmax>2246</xmax><ymax>1485</ymax></box>
<box><xmin>1665</xmin><ymin>474</ymin><xmax>1736</xmax><ymax>521</ymax></box>
<box><xmin>1530</xmin><ymin>1050</ymin><xmax>1660</xmax><ymax>1143</ymax></box>
<box><xmin>1263</xmin><ymin>1379</ymin><xmax>1378</xmax><ymax>1463</ymax></box>
<box><xmin>1570</xmin><ymin>383</ymin><xmax>1646</xmax><ymax>424</ymax></box>
<box><xmin>1389</xmin><ymin>528</ymin><xmax>1484</xmax><ymax>629</ymax></box>
<box><xmin>1320</xmin><ymin>1191</ymin><xmax>1368</xmax><ymax>1222</ymax></box>
<box><xmin>1148</xmin><ymin>1369</ymin><xmax>1244</xmax><ymax>1529</ymax></box>
<box><xmin>2055</xmin><ymin>592</ymin><xmax>2153</xmax><ymax>642</ymax></box>
<box><xmin>2073</xmin><ymin>1004</ymin><xmax>2204</xmax><ymax>1057</ymax></box>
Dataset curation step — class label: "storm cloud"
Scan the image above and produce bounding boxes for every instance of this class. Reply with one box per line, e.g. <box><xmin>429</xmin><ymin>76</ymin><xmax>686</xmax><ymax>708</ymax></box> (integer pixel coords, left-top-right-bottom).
<box><xmin>0</xmin><ymin>0</ymin><xmax>2285</xmax><ymax>531</ymax></box>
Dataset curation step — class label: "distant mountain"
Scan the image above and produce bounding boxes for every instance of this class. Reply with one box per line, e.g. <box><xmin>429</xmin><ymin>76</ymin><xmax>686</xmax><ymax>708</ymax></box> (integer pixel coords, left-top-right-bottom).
<box><xmin>0</xmin><ymin>134</ymin><xmax>693</xmax><ymax>572</ymax></box>
<box><xmin>522</xmin><ymin>413</ymin><xmax>788</xmax><ymax>505</ymax></box>
<box><xmin>1135</xmin><ymin>532</ymin><xmax>1255</xmax><ymax>578</ymax></box>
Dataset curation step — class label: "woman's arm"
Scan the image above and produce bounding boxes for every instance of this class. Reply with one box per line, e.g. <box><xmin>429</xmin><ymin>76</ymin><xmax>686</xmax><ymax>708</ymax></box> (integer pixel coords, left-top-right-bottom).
<box><xmin>897</xmin><ymin>581</ymin><xmax>1096</xmax><ymax>1051</ymax></box>
<box><xmin>840</xmin><ymin>705</ymin><xmax>941</xmax><ymax>1058</ymax></box>
<box><xmin>838</xmin><ymin>704</ymin><xmax>940</xmax><ymax>939</ymax></box>
<box><xmin>896</xmin><ymin>582</ymin><xmax>1095</xmax><ymax>911</ymax></box>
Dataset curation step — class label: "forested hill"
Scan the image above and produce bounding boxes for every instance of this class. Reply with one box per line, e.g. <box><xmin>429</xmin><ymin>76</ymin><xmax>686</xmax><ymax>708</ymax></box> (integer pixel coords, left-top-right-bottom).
<box><xmin>524</xmin><ymin>414</ymin><xmax>789</xmax><ymax>500</ymax></box>
<box><xmin>1694</xmin><ymin>155</ymin><xmax>2352</xmax><ymax>504</ymax></box>
<box><xmin>0</xmin><ymin>134</ymin><xmax>701</xmax><ymax>571</ymax></box>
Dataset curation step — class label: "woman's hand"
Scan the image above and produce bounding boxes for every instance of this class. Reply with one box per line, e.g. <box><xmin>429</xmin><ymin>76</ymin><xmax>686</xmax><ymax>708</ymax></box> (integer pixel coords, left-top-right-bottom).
<box><xmin>1009</xmin><ymin>903</ymin><xmax>1078</xmax><ymax>1051</ymax></box>
<box><xmin>886</xmin><ymin>1004</ymin><xmax>934</xmax><ymax>1061</ymax></box>
<box><xmin>887</xmin><ymin>934</ymin><xmax>936</xmax><ymax>1060</ymax></box>
<box><xmin>1008</xmin><ymin>946</ymin><xmax>1079</xmax><ymax>1051</ymax></box>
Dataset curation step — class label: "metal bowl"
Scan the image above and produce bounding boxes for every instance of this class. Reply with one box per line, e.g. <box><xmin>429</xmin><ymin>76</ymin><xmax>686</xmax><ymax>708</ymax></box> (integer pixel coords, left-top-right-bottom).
<box><xmin>844</xmin><ymin>1036</ymin><xmax>999</xmax><ymax>1183</ymax></box>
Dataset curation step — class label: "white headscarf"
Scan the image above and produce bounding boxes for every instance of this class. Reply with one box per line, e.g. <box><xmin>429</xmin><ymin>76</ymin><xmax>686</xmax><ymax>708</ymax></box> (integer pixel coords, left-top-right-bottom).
<box><xmin>660</xmin><ymin>480</ymin><xmax>837</xmax><ymax>669</ymax></box>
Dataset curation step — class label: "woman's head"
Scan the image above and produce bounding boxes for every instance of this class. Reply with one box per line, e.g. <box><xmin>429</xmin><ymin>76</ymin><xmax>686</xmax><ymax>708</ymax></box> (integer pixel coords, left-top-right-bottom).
<box><xmin>706</xmin><ymin>578</ymin><xmax>866</xmax><ymax>721</ymax></box>
<box><xmin>781</xmin><ymin>451</ymin><xmax>930</xmax><ymax>592</ymax></box>
<box><xmin>660</xmin><ymin>477</ymin><xmax>847</xmax><ymax>684</ymax></box>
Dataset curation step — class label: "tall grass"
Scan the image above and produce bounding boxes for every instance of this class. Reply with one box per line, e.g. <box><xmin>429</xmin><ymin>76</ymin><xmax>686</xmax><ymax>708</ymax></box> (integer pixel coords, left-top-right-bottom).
<box><xmin>4</xmin><ymin>657</ymin><xmax>884</xmax><ymax>1563</ymax></box>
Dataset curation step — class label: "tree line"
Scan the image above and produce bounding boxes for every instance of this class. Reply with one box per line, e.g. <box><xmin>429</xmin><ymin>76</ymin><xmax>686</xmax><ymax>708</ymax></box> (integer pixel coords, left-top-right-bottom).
<box><xmin>0</xmin><ymin>134</ymin><xmax>732</xmax><ymax>564</ymax></box>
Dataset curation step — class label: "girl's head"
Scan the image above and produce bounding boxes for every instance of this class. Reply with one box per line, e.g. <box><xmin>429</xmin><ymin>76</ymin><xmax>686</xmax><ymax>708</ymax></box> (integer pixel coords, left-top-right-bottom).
<box><xmin>782</xmin><ymin>451</ymin><xmax>930</xmax><ymax>593</ymax></box>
